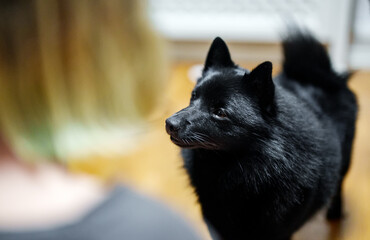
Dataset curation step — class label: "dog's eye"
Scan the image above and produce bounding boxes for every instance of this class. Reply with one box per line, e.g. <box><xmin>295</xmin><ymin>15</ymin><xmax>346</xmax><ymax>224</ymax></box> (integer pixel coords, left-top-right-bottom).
<box><xmin>214</xmin><ymin>109</ymin><xmax>227</xmax><ymax>118</ymax></box>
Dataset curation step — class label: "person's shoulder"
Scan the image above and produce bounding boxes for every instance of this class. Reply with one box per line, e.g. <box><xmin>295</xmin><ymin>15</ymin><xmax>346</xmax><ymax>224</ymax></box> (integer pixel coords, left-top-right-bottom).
<box><xmin>84</xmin><ymin>185</ymin><xmax>203</xmax><ymax>240</ymax></box>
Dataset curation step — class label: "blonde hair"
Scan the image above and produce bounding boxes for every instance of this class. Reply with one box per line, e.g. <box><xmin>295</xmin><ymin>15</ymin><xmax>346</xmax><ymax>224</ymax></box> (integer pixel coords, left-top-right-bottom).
<box><xmin>0</xmin><ymin>0</ymin><xmax>166</xmax><ymax>161</ymax></box>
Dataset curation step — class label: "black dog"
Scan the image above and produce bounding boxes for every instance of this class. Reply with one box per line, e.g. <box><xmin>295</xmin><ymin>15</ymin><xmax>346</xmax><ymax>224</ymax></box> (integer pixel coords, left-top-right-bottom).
<box><xmin>165</xmin><ymin>32</ymin><xmax>357</xmax><ymax>240</ymax></box>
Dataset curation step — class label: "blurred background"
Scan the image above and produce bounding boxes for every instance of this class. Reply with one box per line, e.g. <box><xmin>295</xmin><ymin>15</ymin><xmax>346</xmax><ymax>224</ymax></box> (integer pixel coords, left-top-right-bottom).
<box><xmin>0</xmin><ymin>0</ymin><xmax>369</xmax><ymax>240</ymax></box>
<box><xmin>149</xmin><ymin>0</ymin><xmax>370</xmax><ymax>71</ymax></box>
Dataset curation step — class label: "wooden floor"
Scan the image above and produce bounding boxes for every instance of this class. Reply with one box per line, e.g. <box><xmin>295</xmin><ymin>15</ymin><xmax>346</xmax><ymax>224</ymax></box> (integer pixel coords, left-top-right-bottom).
<box><xmin>69</xmin><ymin>63</ymin><xmax>370</xmax><ymax>240</ymax></box>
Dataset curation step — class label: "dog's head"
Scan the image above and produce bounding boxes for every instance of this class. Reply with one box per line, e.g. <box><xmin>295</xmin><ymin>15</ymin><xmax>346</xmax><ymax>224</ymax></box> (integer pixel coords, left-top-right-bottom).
<box><xmin>166</xmin><ymin>37</ymin><xmax>275</xmax><ymax>150</ymax></box>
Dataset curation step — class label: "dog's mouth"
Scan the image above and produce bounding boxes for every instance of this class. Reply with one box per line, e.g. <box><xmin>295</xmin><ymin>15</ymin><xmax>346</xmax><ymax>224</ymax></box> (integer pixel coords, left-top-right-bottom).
<box><xmin>169</xmin><ymin>135</ymin><xmax>219</xmax><ymax>149</ymax></box>
<box><xmin>170</xmin><ymin>136</ymin><xmax>197</xmax><ymax>148</ymax></box>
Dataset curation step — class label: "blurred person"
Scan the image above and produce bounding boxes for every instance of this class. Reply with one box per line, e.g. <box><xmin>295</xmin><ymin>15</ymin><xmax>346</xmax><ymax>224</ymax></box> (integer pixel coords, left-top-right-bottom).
<box><xmin>0</xmin><ymin>0</ymin><xmax>201</xmax><ymax>239</ymax></box>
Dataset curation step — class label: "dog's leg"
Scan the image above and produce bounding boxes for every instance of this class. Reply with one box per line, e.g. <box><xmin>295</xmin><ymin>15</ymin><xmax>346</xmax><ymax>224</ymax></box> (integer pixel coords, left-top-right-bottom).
<box><xmin>326</xmin><ymin>184</ymin><xmax>343</xmax><ymax>220</ymax></box>
<box><xmin>327</xmin><ymin>127</ymin><xmax>355</xmax><ymax>220</ymax></box>
<box><xmin>279</xmin><ymin>236</ymin><xmax>292</xmax><ymax>240</ymax></box>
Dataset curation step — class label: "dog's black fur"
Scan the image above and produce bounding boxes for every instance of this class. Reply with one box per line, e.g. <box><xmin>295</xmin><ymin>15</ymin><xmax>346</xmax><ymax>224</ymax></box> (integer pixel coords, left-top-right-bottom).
<box><xmin>165</xmin><ymin>32</ymin><xmax>357</xmax><ymax>240</ymax></box>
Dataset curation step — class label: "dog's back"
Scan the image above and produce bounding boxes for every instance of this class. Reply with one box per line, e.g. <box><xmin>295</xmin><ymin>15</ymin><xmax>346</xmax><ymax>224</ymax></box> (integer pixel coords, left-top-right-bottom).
<box><xmin>281</xmin><ymin>31</ymin><xmax>357</xmax><ymax>136</ymax></box>
<box><xmin>278</xmin><ymin>31</ymin><xmax>358</xmax><ymax>221</ymax></box>
<box><xmin>279</xmin><ymin>31</ymin><xmax>357</xmax><ymax>192</ymax></box>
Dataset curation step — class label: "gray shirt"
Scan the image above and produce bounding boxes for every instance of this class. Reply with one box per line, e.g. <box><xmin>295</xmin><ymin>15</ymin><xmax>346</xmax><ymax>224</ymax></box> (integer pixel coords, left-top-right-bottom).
<box><xmin>0</xmin><ymin>186</ymin><xmax>202</xmax><ymax>240</ymax></box>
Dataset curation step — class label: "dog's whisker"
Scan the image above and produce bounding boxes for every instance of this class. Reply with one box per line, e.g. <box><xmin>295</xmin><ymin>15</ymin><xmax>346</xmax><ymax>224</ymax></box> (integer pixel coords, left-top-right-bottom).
<box><xmin>188</xmin><ymin>133</ymin><xmax>220</xmax><ymax>149</ymax></box>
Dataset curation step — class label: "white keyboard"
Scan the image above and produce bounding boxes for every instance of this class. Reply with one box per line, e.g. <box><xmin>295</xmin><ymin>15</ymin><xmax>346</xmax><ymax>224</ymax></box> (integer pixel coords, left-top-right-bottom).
<box><xmin>148</xmin><ymin>0</ymin><xmax>331</xmax><ymax>42</ymax></box>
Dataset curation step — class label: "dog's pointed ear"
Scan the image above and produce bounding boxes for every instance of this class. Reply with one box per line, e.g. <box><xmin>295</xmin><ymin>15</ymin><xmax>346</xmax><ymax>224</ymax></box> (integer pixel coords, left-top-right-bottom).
<box><xmin>204</xmin><ymin>37</ymin><xmax>234</xmax><ymax>71</ymax></box>
<box><xmin>243</xmin><ymin>61</ymin><xmax>275</xmax><ymax>111</ymax></box>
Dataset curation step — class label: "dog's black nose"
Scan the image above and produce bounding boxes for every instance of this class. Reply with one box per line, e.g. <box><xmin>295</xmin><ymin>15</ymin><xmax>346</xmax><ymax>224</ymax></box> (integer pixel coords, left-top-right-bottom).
<box><xmin>165</xmin><ymin>117</ymin><xmax>180</xmax><ymax>135</ymax></box>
